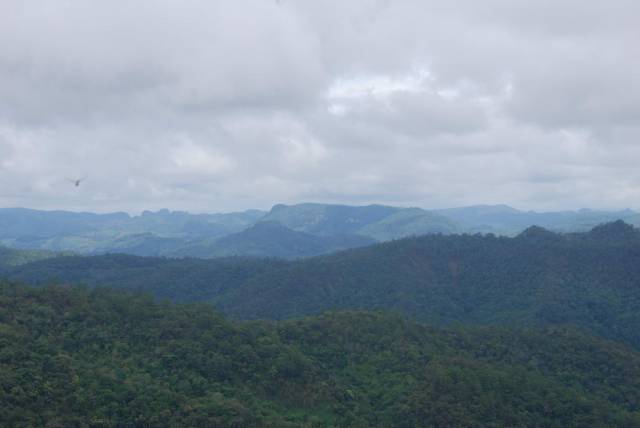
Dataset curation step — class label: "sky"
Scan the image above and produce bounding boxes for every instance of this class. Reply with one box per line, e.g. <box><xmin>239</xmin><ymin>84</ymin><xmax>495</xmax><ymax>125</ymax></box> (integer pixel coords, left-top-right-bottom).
<box><xmin>0</xmin><ymin>0</ymin><xmax>638</xmax><ymax>214</ymax></box>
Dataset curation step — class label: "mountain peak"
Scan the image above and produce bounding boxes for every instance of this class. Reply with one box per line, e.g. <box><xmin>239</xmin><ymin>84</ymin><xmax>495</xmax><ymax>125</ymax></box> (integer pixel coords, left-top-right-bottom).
<box><xmin>269</xmin><ymin>204</ymin><xmax>288</xmax><ymax>213</ymax></box>
<box><xmin>517</xmin><ymin>225</ymin><xmax>558</xmax><ymax>241</ymax></box>
<box><xmin>589</xmin><ymin>220</ymin><xmax>637</xmax><ymax>240</ymax></box>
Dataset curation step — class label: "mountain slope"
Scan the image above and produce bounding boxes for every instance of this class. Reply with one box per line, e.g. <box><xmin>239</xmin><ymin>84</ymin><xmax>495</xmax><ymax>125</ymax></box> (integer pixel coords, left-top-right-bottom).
<box><xmin>218</xmin><ymin>222</ymin><xmax>640</xmax><ymax>347</ymax></box>
<box><xmin>4</xmin><ymin>253</ymin><xmax>287</xmax><ymax>303</ymax></box>
<box><xmin>358</xmin><ymin>207</ymin><xmax>459</xmax><ymax>240</ymax></box>
<box><xmin>261</xmin><ymin>203</ymin><xmax>461</xmax><ymax>241</ymax></box>
<box><xmin>0</xmin><ymin>207</ymin><xmax>265</xmax><ymax>255</ymax></box>
<box><xmin>260</xmin><ymin>203</ymin><xmax>402</xmax><ymax>236</ymax></box>
<box><xmin>0</xmin><ymin>245</ymin><xmax>60</xmax><ymax>269</ymax></box>
<box><xmin>176</xmin><ymin>221</ymin><xmax>376</xmax><ymax>259</ymax></box>
<box><xmin>2</xmin><ymin>282</ymin><xmax>640</xmax><ymax>427</ymax></box>
<box><xmin>5</xmin><ymin>222</ymin><xmax>640</xmax><ymax>349</ymax></box>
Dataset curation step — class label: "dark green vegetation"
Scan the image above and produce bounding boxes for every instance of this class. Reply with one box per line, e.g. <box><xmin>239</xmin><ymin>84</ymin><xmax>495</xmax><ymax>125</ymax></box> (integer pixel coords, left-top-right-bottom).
<box><xmin>1</xmin><ymin>204</ymin><xmax>637</xmax><ymax>259</ymax></box>
<box><xmin>3</xmin><ymin>282</ymin><xmax>640</xmax><ymax>427</ymax></box>
<box><xmin>218</xmin><ymin>221</ymin><xmax>640</xmax><ymax>347</ymax></box>
<box><xmin>3</xmin><ymin>220</ymin><xmax>640</xmax><ymax>426</ymax></box>
<box><xmin>0</xmin><ymin>245</ymin><xmax>60</xmax><ymax>268</ymax></box>
<box><xmin>4</xmin><ymin>221</ymin><xmax>640</xmax><ymax>350</ymax></box>
<box><xmin>1</xmin><ymin>254</ymin><xmax>285</xmax><ymax>304</ymax></box>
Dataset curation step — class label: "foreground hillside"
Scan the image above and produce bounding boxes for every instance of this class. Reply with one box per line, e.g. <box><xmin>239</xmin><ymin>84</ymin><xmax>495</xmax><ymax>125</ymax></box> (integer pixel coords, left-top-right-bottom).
<box><xmin>2</xmin><ymin>282</ymin><xmax>640</xmax><ymax>427</ymax></box>
<box><xmin>5</xmin><ymin>221</ymin><xmax>640</xmax><ymax>349</ymax></box>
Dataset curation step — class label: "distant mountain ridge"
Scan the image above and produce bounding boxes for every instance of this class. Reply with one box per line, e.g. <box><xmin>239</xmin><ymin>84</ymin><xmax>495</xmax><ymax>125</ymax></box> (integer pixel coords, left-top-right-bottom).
<box><xmin>0</xmin><ymin>207</ymin><xmax>265</xmax><ymax>256</ymax></box>
<box><xmin>435</xmin><ymin>205</ymin><xmax>639</xmax><ymax>235</ymax></box>
<box><xmin>261</xmin><ymin>203</ymin><xmax>459</xmax><ymax>240</ymax></box>
<box><xmin>0</xmin><ymin>203</ymin><xmax>636</xmax><ymax>259</ymax></box>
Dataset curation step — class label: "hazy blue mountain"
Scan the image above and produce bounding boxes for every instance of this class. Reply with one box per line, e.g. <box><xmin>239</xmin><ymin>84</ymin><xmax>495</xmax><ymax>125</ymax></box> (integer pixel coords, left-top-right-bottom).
<box><xmin>358</xmin><ymin>207</ymin><xmax>459</xmax><ymax>240</ymax></box>
<box><xmin>127</xmin><ymin>208</ymin><xmax>266</xmax><ymax>238</ymax></box>
<box><xmin>90</xmin><ymin>233</ymin><xmax>186</xmax><ymax>257</ymax></box>
<box><xmin>260</xmin><ymin>203</ymin><xmax>401</xmax><ymax>236</ymax></box>
<box><xmin>624</xmin><ymin>213</ymin><xmax>640</xmax><ymax>227</ymax></box>
<box><xmin>175</xmin><ymin>221</ymin><xmax>376</xmax><ymax>259</ymax></box>
<box><xmin>0</xmin><ymin>204</ymin><xmax>637</xmax><ymax>258</ymax></box>
<box><xmin>435</xmin><ymin>205</ymin><xmax>637</xmax><ymax>235</ymax></box>
<box><xmin>0</xmin><ymin>205</ymin><xmax>400</xmax><ymax>258</ymax></box>
<box><xmin>258</xmin><ymin>203</ymin><xmax>638</xmax><ymax>240</ymax></box>
<box><xmin>261</xmin><ymin>203</ymin><xmax>460</xmax><ymax>240</ymax></box>
<box><xmin>0</xmin><ymin>207</ymin><xmax>266</xmax><ymax>255</ymax></box>
<box><xmin>0</xmin><ymin>208</ymin><xmax>129</xmax><ymax>240</ymax></box>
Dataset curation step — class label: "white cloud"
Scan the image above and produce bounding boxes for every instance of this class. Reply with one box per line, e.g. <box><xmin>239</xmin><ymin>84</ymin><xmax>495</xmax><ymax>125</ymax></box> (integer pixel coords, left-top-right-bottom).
<box><xmin>170</xmin><ymin>138</ymin><xmax>235</xmax><ymax>175</ymax></box>
<box><xmin>0</xmin><ymin>0</ymin><xmax>638</xmax><ymax>212</ymax></box>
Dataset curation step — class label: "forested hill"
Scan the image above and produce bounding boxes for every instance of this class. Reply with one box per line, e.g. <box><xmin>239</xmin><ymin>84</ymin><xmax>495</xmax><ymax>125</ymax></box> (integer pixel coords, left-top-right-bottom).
<box><xmin>3</xmin><ymin>221</ymin><xmax>640</xmax><ymax>347</ymax></box>
<box><xmin>1</xmin><ymin>254</ymin><xmax>286</xmax><ymax>303</ymax></box>
<box><xmin>219</xmin><ymin>221</ymin><xmax>640</xmax><ymax>346</ymax></box>
<box><xmin>0</xmin><ymin>245</ymin><xmax>60</xmax><ymax>267</ymax></box>
<box><xmin>2</xmin><ymin>282</ymin><xmax>640</xmax><ymax>427</ymax></box>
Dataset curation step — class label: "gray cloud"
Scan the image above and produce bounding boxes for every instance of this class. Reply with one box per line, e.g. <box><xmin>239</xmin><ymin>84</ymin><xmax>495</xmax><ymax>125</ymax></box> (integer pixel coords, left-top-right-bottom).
<box><xmin>0</xmin><ymin>0</ymin><xmax>638</xmax><ymax>213</ymax></box>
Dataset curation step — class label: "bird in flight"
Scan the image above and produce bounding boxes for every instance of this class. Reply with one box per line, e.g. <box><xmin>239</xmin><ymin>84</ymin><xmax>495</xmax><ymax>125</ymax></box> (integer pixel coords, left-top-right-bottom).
<box><xmin>67</xmin><ymin>176</ymin><xmax>87</xmax><ymax>187</ymax></box>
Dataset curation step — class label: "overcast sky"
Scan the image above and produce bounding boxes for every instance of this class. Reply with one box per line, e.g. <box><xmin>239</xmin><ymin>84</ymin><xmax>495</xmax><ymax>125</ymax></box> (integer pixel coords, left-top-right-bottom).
<box><xmin>1</xmin><ymin>1</ymin><xmax>638</xmax><ymax>213</ymax></box>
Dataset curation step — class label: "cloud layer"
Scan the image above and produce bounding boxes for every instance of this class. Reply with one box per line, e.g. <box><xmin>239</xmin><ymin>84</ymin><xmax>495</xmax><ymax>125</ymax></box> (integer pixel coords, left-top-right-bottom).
<box><xmin>1</xmin><ymin>0</ymin><xmax>638</xmax><ymax>212</ymax></box>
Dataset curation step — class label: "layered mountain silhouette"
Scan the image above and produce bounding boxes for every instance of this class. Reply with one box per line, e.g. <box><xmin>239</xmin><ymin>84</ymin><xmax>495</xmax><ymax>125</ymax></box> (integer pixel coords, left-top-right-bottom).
<box><xmin>174</xmin><ymin>221</ymin><xmax>375</xmax><ymax>259</ymax></box>
<box><xmin>4</xmin><ymin>221</ymin><xmax>640</xmax><ymax>424</ymax></box>
<box><xmin>5</xmin><ymin>222</ymin><xmax>640</xmax><ymax>349</ymax></box>
<box><xmin>0</xmin><ymin>203</ymin><xmax>637</xmax><ymax>258</ymax></box>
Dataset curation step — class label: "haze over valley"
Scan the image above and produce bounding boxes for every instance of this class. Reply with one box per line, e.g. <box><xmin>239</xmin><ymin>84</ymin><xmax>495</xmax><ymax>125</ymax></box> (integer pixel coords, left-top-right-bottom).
<box><xmin>1</xmin><ymin>202</ymin><xmax>638</xmax><ymax>259</ymax></box>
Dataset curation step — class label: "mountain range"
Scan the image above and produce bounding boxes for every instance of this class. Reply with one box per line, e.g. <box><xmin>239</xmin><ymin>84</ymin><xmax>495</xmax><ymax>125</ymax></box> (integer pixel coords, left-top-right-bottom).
<box><xmin>4</xmin><ymin>221</ymin><xmax>640</xmax><ymax>349</ymax></box>
<box><xmin>0</xmin><ymin>203</ymin><xmax>637</xmax><ymax>259</ymax></box>
<box><xmin>3</xmin><ymin>221</ymin><xmax>640</xmax><ymax>424</ymax></box>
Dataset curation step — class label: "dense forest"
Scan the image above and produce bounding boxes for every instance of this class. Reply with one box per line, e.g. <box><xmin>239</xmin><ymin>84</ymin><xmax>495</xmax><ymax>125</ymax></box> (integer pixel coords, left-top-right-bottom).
<box><xmin>2</xmin><ymin>282</ymin><xmax>640</xmax><ymax>427</ymax></box>
<box><xmin>2</xmin><ymin>222</ymin><xmax>640</xmax><ymax>425</ymax></box>
<box><xmin>0</xmin><ymin>246</ymin><xmax>60</xmax><ymax>267</ymax></box>
<box><xmin>5</xmin><ymin>221</ymin><xmax>640</xmax><ymax>348</ymax></box>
